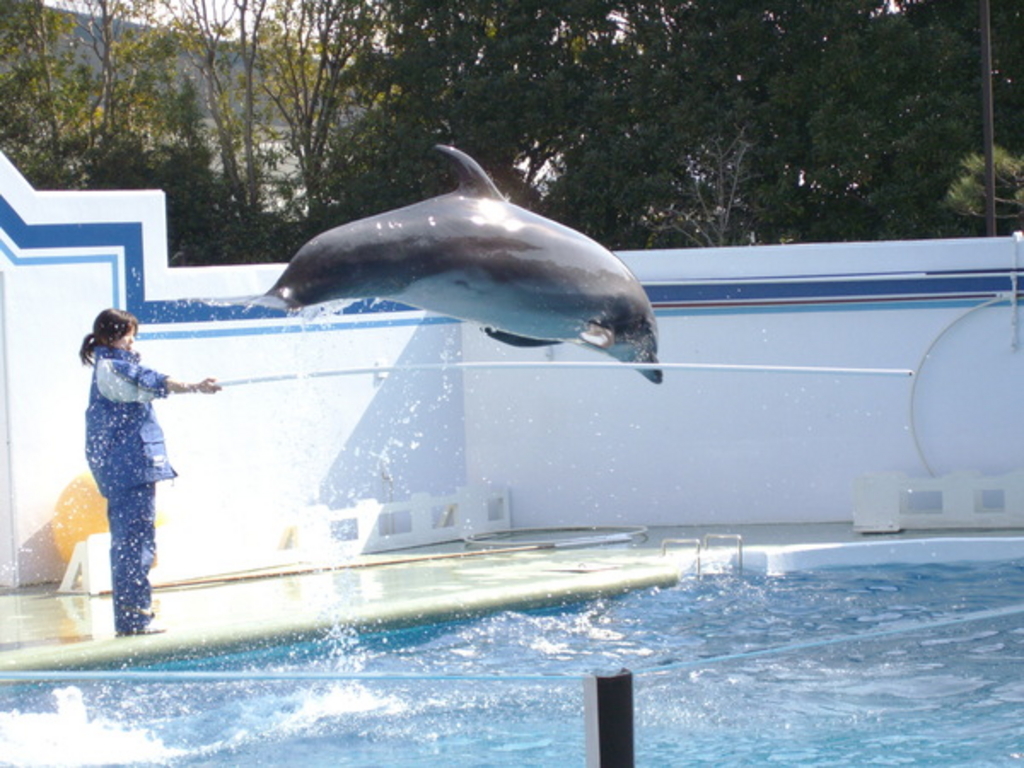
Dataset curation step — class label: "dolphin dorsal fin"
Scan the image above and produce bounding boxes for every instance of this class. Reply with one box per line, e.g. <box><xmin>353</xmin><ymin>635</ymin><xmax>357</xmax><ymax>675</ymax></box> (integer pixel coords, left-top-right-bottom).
<box><xmin>434</xmin><ymin>145</ymin><xmax>506</xmax><ymax>201</ymax></box>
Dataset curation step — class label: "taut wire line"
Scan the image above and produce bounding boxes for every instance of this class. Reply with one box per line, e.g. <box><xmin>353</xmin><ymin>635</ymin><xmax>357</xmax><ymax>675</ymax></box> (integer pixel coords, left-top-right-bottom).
<box><xmin>217</xmin><ymin>360</ymin><xmax>914</xmax><ymax>388</ymax></box>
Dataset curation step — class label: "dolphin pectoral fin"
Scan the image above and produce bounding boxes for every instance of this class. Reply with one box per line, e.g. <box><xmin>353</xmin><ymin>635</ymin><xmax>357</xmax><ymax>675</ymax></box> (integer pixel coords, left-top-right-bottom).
<box><xmin>483</xmin><ymin>327</ymin><xmax>562</xmax><ymax>348</ymax></box>
<box><xmin>580</xmin><ymin>323</ymin><xmax>615</xmax><ymax>350</ymax></box>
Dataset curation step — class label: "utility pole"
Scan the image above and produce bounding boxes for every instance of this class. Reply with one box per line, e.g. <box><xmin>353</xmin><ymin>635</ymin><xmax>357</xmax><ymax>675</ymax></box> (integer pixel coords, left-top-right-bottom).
<box><xmin>980</xmin><ymin>0</ymin><xmax>996</xmax><ymax>236</ymax></box>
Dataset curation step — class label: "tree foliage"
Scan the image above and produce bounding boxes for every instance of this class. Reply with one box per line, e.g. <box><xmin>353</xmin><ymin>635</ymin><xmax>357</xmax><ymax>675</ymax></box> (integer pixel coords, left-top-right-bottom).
<box><xmin>946</xmin><ymin>147</ymin><xmax>1024</xmax><ymax>232</ymax></box>
<box><xmin>0</xmin><ymin>0</ymin><xmax>88</xmax><ymax>188</ymax></box>
<box><xmin>0</xmin><ymin>0</ymin><xmax>1022</xmax><ymax>263</ymax></box>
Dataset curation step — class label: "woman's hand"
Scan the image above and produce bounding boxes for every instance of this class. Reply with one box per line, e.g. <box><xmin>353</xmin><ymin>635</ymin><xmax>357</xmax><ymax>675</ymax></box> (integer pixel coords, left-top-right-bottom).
<box><xmin>167</xmin><ymin>377</ymin><xmax>222</xmax><ymax>395</ymax></box>
<box><xmin>191</xmin><ymin>377</ymin><xmax>222</xmax><ymax>394</ymax></box>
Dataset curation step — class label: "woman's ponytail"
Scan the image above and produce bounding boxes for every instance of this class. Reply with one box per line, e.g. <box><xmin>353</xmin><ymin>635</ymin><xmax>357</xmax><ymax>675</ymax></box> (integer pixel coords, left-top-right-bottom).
<box><xmin>80</xmin><ymin>308</ymin><xmax>138</xmax><ymax>367</ymax></box>
<box><xmin>79</xmin><ymin>333</ymin><xmax>98</xmax><ymax>366</ymax></box>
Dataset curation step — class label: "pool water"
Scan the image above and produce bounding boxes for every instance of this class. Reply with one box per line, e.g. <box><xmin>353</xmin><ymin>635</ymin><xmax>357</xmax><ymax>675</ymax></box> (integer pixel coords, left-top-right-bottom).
<box><xmin>4</xmin><ymin>560</ymin><xmax>1024</xmax><ymax>766</ymax></box>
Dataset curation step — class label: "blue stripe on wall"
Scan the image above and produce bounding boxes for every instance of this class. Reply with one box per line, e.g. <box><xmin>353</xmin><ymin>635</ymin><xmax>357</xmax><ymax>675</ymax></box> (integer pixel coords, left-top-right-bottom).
<box><xmin>645</xmin><ymin>273</ymin><xmax>1017</xmax><ymax>307</ymax></box>
<box><xmin>0</xmin><ymin>197</ymin><xmax>125</xmax><ymax>307</ymax></box>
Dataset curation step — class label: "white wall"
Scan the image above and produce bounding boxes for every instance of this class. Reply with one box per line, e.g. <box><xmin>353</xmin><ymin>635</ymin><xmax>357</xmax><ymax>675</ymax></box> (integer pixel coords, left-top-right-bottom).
<box><xmin>462</xmin><ymin>237</ymin><xmax>1024</xmax><ymax>528</ymax></box>
<box><xmin>0</xmin><ymin>272</ymin><xmax>12</xmax><ymax>581</ymax></box>
<box><xmin>462</xmin><ymin>306</ymin><xmax>926</xmax><ymax>527</ymax></box>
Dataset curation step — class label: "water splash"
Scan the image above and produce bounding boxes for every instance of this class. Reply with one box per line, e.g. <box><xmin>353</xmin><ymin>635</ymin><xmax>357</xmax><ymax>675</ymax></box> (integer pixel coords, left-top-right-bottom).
<box><xmin>0</xmin><ymin>687</ymin><xmax>183</xmax><ymax>766</ymax></box>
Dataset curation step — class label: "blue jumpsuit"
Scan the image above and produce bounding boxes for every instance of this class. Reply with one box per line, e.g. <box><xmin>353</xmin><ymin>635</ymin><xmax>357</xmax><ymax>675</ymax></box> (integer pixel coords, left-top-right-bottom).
<box><xmin>85</xmin><ymin>346</ymin><xmax>177</xmax><ymax>635</ymax></box>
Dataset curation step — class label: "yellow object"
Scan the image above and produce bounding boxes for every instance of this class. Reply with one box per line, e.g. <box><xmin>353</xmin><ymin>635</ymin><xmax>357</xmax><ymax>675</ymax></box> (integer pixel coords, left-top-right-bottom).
<box><xmin>52</xmin><ymin>474</ymin><xmax>108</xmax><ymax>564</ymax></box>
<box><xmin>52</xmin><ymin>473</ymin><xmax>167</xmax><ymax>564</ymax></box>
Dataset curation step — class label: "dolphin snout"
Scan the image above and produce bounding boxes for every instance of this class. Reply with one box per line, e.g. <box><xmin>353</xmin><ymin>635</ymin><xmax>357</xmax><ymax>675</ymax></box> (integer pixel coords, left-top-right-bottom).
<box><xmin>619</xmin><ymin>320</ymin><xmax>662</xmax><ymax>384</ymax></box>
<box><xmin>641</xmin><ymin>367</ymin><xmax>663</xmax><ymax>384</ymax></box>
<box><xmin>611</xmin><ymin>339</ymin><xmax>662</xmax><ymax>384</ymax></box>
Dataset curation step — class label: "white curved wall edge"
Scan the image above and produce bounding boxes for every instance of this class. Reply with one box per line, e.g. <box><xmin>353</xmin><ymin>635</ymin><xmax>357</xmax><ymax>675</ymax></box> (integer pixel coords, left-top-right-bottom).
<box><xmin>744</xmin><ymin>536</ymin><xmax>1024</xmax><ymax>574</ymax></box>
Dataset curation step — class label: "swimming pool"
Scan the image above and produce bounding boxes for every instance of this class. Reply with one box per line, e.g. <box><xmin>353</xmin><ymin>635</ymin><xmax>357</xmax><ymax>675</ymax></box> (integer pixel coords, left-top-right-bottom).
<box><xmin>4</xmin><ymin>559</ymin><xmax>1024</xmax><ymax>766</ymax></box>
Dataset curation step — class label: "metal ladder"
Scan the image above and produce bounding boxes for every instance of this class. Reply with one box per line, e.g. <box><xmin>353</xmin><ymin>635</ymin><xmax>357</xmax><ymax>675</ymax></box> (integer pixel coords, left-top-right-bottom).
<box><xmin>661</xmin><ymin>533</ymin><xmax>743</xmax><ymax>576</ymax></box>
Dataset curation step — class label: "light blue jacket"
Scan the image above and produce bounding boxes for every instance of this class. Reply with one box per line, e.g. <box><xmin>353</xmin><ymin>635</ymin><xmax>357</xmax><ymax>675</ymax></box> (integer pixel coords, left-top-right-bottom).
<box><xmin>85</xmin><ymin>346</ymin><xmax>177</xmax><ymax>497</ymax></box>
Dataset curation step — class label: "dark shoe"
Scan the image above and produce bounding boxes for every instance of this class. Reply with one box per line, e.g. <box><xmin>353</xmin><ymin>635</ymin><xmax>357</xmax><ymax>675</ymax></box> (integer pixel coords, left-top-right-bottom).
<box><xmin>116</xmin><ymin>624</ymin><xmax>166</xmax><ymax>637</ymax></box>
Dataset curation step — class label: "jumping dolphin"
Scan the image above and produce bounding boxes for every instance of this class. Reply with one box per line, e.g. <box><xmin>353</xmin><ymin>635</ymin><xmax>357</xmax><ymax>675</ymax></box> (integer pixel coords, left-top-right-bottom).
<box><xmin>262</xmin><ymin>145</ymin><xmax>663</xmax><ymax>383</ymax></box>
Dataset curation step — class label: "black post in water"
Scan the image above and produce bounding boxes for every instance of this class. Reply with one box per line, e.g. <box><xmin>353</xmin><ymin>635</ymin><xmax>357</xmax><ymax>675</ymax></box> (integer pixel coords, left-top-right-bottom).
<box><xmin>584</xmin><ymin>668</ymin><xmax>634</xmax><ymax>768</ymax></box>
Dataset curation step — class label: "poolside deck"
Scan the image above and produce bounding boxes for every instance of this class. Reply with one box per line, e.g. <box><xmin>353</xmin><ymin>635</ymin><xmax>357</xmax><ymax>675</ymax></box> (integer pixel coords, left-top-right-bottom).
<box><xmin>3</xmin><ymin>524</ymin><xmax>1023</xmax><ymax>672</ymax></box>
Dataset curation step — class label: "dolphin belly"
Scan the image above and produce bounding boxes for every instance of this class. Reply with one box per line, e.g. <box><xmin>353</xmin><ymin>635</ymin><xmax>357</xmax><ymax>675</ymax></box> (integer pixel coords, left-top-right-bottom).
<box><xmin>395</xmin><ymin>266</ymin><xmax>616</xmax><ymax>344</ymax></box>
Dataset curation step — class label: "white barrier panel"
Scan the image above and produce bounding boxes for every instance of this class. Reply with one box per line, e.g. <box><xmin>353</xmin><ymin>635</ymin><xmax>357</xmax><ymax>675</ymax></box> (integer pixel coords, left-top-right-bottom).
<box><xmin>853</xmin><ymin>470</ymin><xmax>1024</xmax><ymax>533</ymax></box>
<box><xmin>59</xmin><ymin>485</ymin><xmax>511</xmax><ymax>594</ymax></box>
<box><xmin>308</xmin><ymin>485</ymin><xmax>511</xmax><ymax>556</ymax></box>
<box><xmin>58</xmin><ymin>528</ymin><xmax>311</xmax><ymax>596</ymax></box>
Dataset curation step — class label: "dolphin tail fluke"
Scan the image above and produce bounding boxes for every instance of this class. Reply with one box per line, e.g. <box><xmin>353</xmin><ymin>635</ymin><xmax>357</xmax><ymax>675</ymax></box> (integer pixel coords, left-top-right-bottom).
<box><xmin>200</xmin><ymin>283</ymin><xmax>305</xmax><ymax>312</ymax></box>
<box><xmin>192</xmin><ymin>293</ymin><xmax>299</xmax><ymax>311</ymax></box>
<box><xmin>185</xmin><ymin>294</ymin><xmax>264</xmax><ymax>308</ymax></box>
<box><xmin>168</xmin><ymin>294</ymin><xmax>295</xmax><ymax>321</ymax></box>
<box><xmin>249</xmin><ymin>292</ymin><xmax>301</xmax><ymax>311</ymax></box>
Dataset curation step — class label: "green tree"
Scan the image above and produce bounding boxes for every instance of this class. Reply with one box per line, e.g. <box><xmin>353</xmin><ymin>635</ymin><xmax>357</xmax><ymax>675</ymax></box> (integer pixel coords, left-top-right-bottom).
<box><xmin>330</xmin><ymin>0</ymin><xmax>627</xmax><ymax>223</ymax></box>
<box><xmin>169</xmin><ymin>0</ymin><xmax>273</xmax><ymax>214</ymax></box>
<box><xmin>946</xmin><ymin>147</ymin><xmax>1024</xmax><ymax>233</ymax></box>
<box><xmin>258</xmin><ymin>0</ymin><xmax>381</xmax><ymax>229</ymax></box>
<box><xmin>0</xmin><ymin>0</ymin><xmax>91</xmax><ymax>188</ymax></box>
<box><xmin>72</xmin><ymin>0</ymin><xmax>204</xmax><ymax>186</ymax></box>
<box><xmin>545</xmin><ymin>0</ymin><xmax>990</xmax><ymax>248</ymax></box>
<box><xmin>642</xmin><ymin>133</ymin><xmax>756</xmax><ymax>247</ymax></box>
<box><xmin>3</xmin><ymin>0</ymin><xmax>1022</xmax><ymax>263</ymax></box>
<box><xmin>164</xmin><ymin>0</ymin><xmax>308</xmax><ymax>263</ymax></box>
<box><xmin>544</xmin><ymin>0</ymin><xmax>774</xmax><ymax>248</ymax></box>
